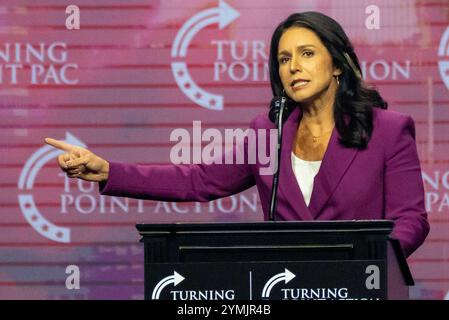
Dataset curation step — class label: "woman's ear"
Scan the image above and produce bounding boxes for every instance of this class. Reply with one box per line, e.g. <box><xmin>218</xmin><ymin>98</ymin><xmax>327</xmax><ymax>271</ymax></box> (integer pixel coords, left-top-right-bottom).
<box><xmin>333</xmin><ymin>67</ymin><xmax>342</xmax><ymax>77</ymax></box>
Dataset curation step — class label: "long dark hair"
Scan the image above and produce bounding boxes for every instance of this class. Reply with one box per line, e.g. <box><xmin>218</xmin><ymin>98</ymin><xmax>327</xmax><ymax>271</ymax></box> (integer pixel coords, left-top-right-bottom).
<box><xmin>269</xmin><ymin>12</ymin><xmax>387</xmax><ymax>149</ymax></box>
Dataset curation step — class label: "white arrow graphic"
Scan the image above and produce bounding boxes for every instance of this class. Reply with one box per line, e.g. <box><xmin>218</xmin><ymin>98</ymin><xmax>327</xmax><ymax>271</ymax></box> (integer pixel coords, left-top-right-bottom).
<box><xmin>171</xmin><ymin>0</ymin><xmax>240</xmax><ymax>58</ymax></box>
<box><xmin>17</xmin><ymin>132</ymin><xmax>87</xmax><ymax>243</ymax></box>
<box><xmin>261</xmin><ymin>268</ymin><xmax>296</xmax><ymax>298</ymax></box>
<box><xmin>151</xmin><ymin>271</ymin><xmax>185</xmax><ymax>300</ymax></box>
<box><xmin>438</xmin><ymin>26</ymin><xmax>449</xmax><ymax>57</ymax></box>
<box><xmin>438</xmin><ymin>27</ymin><xmax>449</xmax><ymax>91</ymax></box>
<box><xmin>171</xmin><ymin>0</ymin><xmax>239</xmax><ymax>111</ymax></box>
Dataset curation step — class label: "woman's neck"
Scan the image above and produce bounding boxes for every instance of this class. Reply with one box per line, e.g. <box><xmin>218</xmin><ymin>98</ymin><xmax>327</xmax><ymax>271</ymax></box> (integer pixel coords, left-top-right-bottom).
<box><xmin>299</xmin><ymin>100</ymin><xmax>335</xmax><ymax>135</ymax></box>
<box><xmin>299</xmin><ymin>81</ymin><xmax>337</xmax><ymax>133</ymax></box>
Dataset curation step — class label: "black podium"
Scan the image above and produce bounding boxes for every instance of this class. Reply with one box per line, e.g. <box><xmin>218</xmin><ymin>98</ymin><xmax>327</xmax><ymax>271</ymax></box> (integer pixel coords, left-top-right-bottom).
<box><xmin>136</xmin><ymin>220</ymin><xmax>413</xmax><ymax>300</ymax></box>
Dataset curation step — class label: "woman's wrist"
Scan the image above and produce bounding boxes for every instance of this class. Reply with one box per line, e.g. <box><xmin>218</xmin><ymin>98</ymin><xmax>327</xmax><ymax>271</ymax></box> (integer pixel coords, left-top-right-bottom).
<box><xmin>100</xmin><ymin>161</ymin><xmax>110</xmax><ymax>182</ymax></box>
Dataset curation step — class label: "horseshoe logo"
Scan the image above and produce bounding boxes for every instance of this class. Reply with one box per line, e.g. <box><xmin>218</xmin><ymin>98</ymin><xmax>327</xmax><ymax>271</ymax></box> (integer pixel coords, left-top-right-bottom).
<box><xmin>171</xmin><ymin>0</ymin><xmax>240</xmax><ymax>110</ymax></box>
<box><xmin>18</xmin><ymin>132</ymin><xmax>86</xmax><ymax>243</ymax></box>
<box><xmin>438</xmin><ymin>26</ymin><xmax>449</xmax><ymax>91</ymax></box>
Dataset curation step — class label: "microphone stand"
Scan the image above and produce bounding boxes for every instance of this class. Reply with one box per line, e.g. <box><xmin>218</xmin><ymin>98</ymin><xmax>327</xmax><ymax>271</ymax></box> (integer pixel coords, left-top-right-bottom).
<box><xmin>268</xmin><ymin>96</ymin><xmax>286</xmax><ymax>221</ymax></box>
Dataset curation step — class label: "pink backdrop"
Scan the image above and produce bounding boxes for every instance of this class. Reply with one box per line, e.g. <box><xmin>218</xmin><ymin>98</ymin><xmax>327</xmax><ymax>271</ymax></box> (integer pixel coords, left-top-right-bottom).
<box><xmin>0</xmin><ymin>0</ymin><xmax>448</xmax><ymax>299</ymax></box>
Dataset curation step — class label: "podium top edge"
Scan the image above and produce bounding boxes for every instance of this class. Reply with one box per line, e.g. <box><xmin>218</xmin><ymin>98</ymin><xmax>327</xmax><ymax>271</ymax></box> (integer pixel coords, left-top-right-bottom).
<box><xmin>135</xmin><ymin>220</ymin><xmax>394</xmax><ymax>234</ymax></box>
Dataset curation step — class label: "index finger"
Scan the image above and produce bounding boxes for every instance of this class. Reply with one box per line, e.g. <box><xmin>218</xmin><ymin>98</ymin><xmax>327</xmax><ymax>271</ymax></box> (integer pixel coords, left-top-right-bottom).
<box><xmin>45</xmin><ymin>138</ymin><xmax>76</xmax><ymax>152</ymax></box>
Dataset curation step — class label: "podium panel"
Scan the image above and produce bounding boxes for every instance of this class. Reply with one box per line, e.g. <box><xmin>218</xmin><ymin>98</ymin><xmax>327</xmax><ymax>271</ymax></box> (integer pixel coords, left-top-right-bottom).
<box><xmin>136</xmin><ymin>220</ymin><xmax>413</xmax><ymax>300</ymax></box>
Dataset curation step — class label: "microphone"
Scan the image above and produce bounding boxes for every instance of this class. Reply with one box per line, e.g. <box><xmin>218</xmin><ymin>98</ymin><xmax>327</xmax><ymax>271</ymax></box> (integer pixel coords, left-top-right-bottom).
<box><xmin>269</xmin><ymin>96</ymin><xmax>284</xmax><ymax>123</ymax></box>
<box><xmin>268</xmin><ymin>95</ymin><xmax>287</xmax><ymax>221</ymax></box>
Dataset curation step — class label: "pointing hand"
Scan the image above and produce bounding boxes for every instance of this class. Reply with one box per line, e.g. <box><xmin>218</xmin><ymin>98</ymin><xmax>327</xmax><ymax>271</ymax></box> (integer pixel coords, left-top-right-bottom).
<box><xmin>45</xmin><ymin>138</ymin><xmax>110</xmax><ymax>182</ymax></box>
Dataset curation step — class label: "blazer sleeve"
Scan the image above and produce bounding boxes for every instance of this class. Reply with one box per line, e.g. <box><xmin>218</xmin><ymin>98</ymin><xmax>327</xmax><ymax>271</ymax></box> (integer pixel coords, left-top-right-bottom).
<box><xmin>384</xmin><ymin>113</ymin><xmax>430</xmax><ymax>257</ymax></box>
<box><xmin>98</xmin><ymin>120</ymin><xmax>257</xmax><ymax>202</ymax></box>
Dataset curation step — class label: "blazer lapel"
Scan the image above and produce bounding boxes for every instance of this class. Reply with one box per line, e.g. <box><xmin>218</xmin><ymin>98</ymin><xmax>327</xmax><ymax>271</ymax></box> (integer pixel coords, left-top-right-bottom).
<box><xmin>308</xmin><ymin>124</ymin><xmax>359</xmax><ymax>218</ymax></box>
<box><xmin>278</xmin><ymin>106</ymin><xmax>359</xmax><ymax>220</ymax></box>
<box><xmin>278</xmin><ymin>107</ymin><xmax>314</xmax><ymax>220</ymax></box>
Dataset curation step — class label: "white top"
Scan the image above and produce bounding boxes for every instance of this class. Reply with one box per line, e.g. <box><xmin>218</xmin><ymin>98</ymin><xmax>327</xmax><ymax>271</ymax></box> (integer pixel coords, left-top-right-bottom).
<box><xmin>291</xmin><ymin>152</ymin><xmax>322</xmax><ymax>207</ymax></box>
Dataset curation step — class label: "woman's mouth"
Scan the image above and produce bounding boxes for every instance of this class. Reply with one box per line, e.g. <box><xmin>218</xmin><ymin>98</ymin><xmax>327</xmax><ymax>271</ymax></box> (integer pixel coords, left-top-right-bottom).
<box><xmin>291</xmin><ymin>79</ymin><xmax>310</xmax><ymax>90</ymax></box>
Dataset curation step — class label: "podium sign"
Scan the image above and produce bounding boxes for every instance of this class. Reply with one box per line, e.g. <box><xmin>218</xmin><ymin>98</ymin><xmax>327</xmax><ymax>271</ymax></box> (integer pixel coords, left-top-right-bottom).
<box><xmin>136</xmin><ymin>221</ymin><xmax>413</xmax><ymax>300</ymax></box>
<box><xmin>147</xmin><ymin>261</ymin><xmax>386</xmax><ymax>300</ymax></box>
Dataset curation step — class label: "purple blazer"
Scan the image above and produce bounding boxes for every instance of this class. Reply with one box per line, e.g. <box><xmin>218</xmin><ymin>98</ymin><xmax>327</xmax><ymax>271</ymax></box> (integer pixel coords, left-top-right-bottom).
<box><xmin>100</xmin><ymin>107</ymin><xmax>429</xmax><ymax>257</ymax></box>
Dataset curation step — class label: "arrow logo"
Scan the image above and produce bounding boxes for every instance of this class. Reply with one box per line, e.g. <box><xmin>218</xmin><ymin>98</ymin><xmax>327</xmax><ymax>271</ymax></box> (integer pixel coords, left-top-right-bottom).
<box><xmin>438</xmin><ymin>26</ymin><xmax>449</xmax><ymax>91</ymax></box>
<box><xmin>17</xmin><ymin>132</ymin><xmax>86</xmax><ymax>243</ymax></box>
<box><xmin>171</xmin><ymin>0</ymin><xmax>240</xmax><ymax>110</ymax></box>
<box><xmin>261</xmin><ymin>268</ymin><xmax>296</xmax><ymax>299</ymax></box>
<box><xmin>171</xmin><ymin>0</ymin><xmax>239</xmax><ymax>58</ymax></box>
<box><xmin>151</xmin><ymin>271</ymin><xmax>185</xmax><ymax>300</ymax></box>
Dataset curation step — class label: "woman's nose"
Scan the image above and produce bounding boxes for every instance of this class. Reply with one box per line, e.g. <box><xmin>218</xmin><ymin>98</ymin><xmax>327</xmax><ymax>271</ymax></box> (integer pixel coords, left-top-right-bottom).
<box><xmin>289</xmin><ymin>54</ymin><xmax>302</xmax><ymax>73</ymax></box>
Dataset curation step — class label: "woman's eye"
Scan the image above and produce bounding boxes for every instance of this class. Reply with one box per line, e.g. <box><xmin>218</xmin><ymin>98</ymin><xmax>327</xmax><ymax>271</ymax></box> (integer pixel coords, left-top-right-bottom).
<box><xmin>303</xmin><ymin>51</ymin><xmax>314</xmax><ymax>57</ymax></box>
<box><xmin>279</xmin><ymin>57</ymin><xmax>289</xmax><ymax>64</ymax></box>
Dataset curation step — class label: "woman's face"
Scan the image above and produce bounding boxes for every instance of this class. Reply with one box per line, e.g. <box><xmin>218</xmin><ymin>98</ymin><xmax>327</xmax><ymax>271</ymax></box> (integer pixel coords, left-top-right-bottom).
<box><xmin>277</xmin><ymin>27</ymin><xmax>341</xmax><ymax>105</ymax></box>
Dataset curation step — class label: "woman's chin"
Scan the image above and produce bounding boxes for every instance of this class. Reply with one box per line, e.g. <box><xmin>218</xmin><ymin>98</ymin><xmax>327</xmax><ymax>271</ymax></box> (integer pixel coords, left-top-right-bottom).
<box><xmin>289</xmin><ymin>93</ymin><xmax>313</xmax><ymax>104</ymax></box>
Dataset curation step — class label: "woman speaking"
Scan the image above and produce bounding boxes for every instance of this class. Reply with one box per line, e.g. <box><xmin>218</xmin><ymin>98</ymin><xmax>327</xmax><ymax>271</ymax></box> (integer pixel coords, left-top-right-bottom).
<box><xmin>45</xmin><ymin>12</ymin><xmax>429</xmax><ymax>258</ymax></box>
